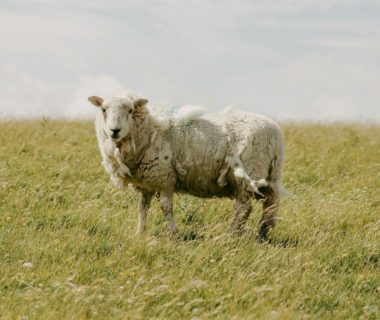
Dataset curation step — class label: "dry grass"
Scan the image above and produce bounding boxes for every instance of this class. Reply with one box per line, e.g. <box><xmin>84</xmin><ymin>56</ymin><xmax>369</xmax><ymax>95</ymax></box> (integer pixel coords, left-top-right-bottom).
<box><xmin>0</xmin><ymin>119</ymin><xmax>379</xmax><ymax>319</ymax></box>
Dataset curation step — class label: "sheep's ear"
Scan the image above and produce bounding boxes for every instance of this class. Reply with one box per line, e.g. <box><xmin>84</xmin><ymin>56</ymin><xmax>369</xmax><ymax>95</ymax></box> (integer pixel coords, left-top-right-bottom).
<box><xmin>88</xmin><ymin>96</ymin><xmax>104</xmax><ymax>107</ymax></box>
<box><xmin>134</xmin><ymin>98</ymin><xmax>148</xmax><ymax>109</ymax></box>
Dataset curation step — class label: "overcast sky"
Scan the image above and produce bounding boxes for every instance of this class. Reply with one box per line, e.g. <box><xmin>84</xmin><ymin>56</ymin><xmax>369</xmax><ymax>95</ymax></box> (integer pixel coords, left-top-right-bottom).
<box><xmin>1</xmin><ymin>0</ymin><xmax>380</xmax><ymax>121</ymax></box>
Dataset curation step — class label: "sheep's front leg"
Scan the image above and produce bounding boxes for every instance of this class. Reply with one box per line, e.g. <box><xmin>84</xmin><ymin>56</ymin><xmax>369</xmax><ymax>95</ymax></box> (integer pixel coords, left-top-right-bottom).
<box><xmin>159</xmin><ymin>191</ymin><xmax>178</xmax><ymax>234</ymax></box>
<box><xmin>136</xmin><ymin>191</ymin><xmax>153</xmax><ymax>236</ymax></box>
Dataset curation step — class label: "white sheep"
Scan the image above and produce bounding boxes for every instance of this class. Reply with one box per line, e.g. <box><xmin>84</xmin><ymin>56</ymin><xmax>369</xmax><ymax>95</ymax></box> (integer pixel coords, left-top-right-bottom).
<box><xmin>88</xmin><ymin>92</ymin><xmax>285</xmax><ymax>238</ymax></box>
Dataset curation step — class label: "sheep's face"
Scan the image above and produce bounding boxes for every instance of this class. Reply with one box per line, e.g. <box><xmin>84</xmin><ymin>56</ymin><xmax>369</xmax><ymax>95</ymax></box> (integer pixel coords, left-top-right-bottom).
<box><xmin>88</xmin><ymin>95</ymin><xmax>148</xmax><ymax>142</ymax></box>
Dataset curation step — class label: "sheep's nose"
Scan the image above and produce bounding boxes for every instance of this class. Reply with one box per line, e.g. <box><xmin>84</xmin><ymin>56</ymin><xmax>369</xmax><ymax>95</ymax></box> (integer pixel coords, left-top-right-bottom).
<box><xmin>110</xmin><ymin>128</ymin><xmax>121</xmax><ymax>137</ymax></box>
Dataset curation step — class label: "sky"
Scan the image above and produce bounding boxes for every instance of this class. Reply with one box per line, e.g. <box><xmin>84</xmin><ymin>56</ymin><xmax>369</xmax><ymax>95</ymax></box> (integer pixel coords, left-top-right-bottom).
<box><xmin>1</xmin><ymin>0</ymin><xmax>380</xmax><ymax>121</ymax></box>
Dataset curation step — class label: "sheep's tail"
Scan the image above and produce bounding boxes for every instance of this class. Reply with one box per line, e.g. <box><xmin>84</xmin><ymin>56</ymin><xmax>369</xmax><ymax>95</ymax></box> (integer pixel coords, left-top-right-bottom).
<box><xmin>267</xmin><ymin>131</ymin><xmax>290</xmax><ymax>198</ymax></box>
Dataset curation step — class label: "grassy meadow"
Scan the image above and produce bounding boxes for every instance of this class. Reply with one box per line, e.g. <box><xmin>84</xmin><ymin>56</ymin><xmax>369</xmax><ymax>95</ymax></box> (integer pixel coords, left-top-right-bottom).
<box><xmin>0</xmin><ymin>119</ymin><xmax>379</xmax><ymax>319</ymax></box>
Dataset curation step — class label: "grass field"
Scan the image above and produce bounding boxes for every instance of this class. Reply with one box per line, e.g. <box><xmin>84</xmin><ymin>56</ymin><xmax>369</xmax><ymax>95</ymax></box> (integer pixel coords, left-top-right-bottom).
<box><xmin>0</xmin><ymin>120</ymin><xmax>379</xmax><ymax>319</ymax></box>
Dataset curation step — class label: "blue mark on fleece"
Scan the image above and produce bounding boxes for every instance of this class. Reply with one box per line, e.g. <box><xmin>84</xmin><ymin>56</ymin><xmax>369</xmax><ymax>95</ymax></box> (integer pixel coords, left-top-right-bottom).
<box><xmin>167</xmin><ymin>106</ymin><xmax>180</xmax><ymax>116</ymax></box>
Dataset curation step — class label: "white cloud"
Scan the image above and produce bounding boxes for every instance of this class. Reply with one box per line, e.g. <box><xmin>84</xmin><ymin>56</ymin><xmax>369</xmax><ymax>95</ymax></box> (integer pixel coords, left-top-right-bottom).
<box><xmin>278</xmin><ymin>95</ymin><xmax>358</xmax><ymax>122</ymax></box>
<box><xmin>0</xmin><ymin>64</ymin><xmax>57</xmax><ymax>118</ymax></box>
<box><xmin>64</xmin><ymin>74</ymin><xmax>124</xmax><ymax>118</ymax></box>
<box><xmin>273</xmin><ymin>54</ymin><xmax>380</xmax><ymax>121</ymax></box>
<box><xmin>309</xmin><ymin>95</ymin><xmax>357</xmax><ymax>121</ymax></box>
<box><xmin>0</xmin><ymin>64</ymin><xmax>125</xmax><ymax>118</ymax></box>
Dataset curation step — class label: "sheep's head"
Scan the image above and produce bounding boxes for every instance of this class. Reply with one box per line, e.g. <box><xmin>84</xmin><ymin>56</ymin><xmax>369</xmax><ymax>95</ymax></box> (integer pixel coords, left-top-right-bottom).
<box><xmin>88</xmin><ymin>93</ymin><xmax>148</xmax><ymax>142</ymax></box>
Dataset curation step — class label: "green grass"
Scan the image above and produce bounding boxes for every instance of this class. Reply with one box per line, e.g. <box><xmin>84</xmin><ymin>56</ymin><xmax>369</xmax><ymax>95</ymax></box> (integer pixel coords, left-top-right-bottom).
<box><xmin>0</xmin><ymin>119</ymin><xmax>379</xmax><ymax>319</ymax></box>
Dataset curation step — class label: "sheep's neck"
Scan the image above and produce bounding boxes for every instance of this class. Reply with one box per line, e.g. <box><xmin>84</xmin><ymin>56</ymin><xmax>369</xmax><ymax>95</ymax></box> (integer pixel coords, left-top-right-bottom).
<box><xmin>115</xmin><ymin>121</ymin><xmax>153</xmax><ymax>175</ymax></box>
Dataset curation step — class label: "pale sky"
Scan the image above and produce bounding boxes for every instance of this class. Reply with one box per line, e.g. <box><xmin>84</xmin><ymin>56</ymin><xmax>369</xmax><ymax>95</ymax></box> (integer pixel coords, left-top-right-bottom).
<box><xmin>1</xmin><ymin>0</ymin><xmax>380</xmax><ymax>121</ymax></box>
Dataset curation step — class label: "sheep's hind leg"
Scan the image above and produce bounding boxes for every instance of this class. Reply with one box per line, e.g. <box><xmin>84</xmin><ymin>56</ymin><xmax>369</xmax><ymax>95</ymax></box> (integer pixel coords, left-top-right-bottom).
<box><xmin>258</xmin><ymin>185</ymin><xmax>279</xmax><ymax>240</ymax></box>
<box><xmin>159</xmin><ymin>190</ymin><xmax>178</xmax><ymax>235</ymax></box>
<box><xmin>136</xmin><ymin>191</ymin><xmax>153</xmax><ymax>236</ymax></box>
<box><xmin>229</xmin><ymin>193</ymin><xmax>252</xmax><ymax>233</ymax></box>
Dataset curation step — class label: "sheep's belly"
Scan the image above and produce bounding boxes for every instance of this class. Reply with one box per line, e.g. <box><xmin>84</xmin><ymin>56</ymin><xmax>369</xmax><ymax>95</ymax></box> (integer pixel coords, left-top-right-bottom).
<box><xmin>175</xmin><ymin>175</ymin><xmax>234</xmax><ymax>198</ymax></box>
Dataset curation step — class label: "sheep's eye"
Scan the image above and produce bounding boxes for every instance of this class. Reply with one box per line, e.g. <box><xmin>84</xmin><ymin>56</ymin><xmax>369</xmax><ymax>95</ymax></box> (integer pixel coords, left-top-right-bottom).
<box><xmin>102</xmin><ymin>108</ymin><xmax>106</xmax><ymax>113</ymax></box>
<box><xmin>129</xmin><ymin>109</ymin><xmax>133</xmax><ymax>114</ymax></box>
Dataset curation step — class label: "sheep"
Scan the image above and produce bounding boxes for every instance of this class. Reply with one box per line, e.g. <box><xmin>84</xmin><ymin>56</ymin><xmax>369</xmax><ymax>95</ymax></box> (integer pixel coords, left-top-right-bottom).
<box><xmin>88</xmin><ymin>92</ymin><xmax>285</xmax><ymax>238</ymax></box>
